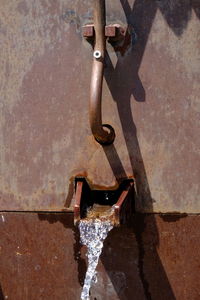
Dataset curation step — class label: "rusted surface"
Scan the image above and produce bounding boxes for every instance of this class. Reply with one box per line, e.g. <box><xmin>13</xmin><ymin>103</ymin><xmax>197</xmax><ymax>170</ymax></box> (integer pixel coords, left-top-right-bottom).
<box><xmin>83</xmin><ymin>25</ymin><xmax>116</xmax><ymax>37</ymax></box>
<box><xmin>83</xmin><ymin>24</ymin><xmax>123</xmax><ymax>38</ymax></box>
<box><xmin>0</xmin><ymin>0</ymin><xmax>199</xmax><ymax>211</ymax></box>
<box><xmin>73</xmin><ymin>181</ymin><xmax>83</xmax><ymax>224</ymax></box>
<box><xmin>105</xmin><ymin>25</ymin><xmax>116</xmax><ymax>37</ymax></box>
<box><xmin>113</xmin><ymin>180</ymin><xmax>134</xmax><ymax>226</ymax></box>
<box><xmin>0</xmin><ymin>213</ymin><xmax>199</xmax><ymax>299</ymax></box>
<box><xmin>82</xmin><ymin>24</ymin><xmax>94</xmax><ymax>37</ymax></box>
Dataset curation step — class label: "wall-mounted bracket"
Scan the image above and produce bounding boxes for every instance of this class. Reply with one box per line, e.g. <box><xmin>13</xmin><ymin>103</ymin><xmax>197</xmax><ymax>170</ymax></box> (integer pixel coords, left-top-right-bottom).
<box><xmin>83</xmin><ymin>23</ymin><xmax>134</xmax><ymax>55</ymax></box>
<box><xmin>83</xmin><ymin>24</ymin><xmax>125</xmax><ymax>38</ymax></box>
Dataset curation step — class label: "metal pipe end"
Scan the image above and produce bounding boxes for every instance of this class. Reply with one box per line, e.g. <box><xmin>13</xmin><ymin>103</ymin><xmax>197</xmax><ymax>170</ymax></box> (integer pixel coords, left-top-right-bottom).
<box><xmin>95</xmin><ymin>124</ymin><xmax>115</xmax><ymax>145</ymax></box>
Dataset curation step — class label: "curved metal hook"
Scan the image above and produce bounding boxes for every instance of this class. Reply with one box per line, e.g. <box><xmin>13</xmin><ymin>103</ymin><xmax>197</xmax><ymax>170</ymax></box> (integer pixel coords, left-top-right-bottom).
<box><xmin>90</xmin><ymin>0</ymin><xmax>115</xmax><ymax>145</ymax></box>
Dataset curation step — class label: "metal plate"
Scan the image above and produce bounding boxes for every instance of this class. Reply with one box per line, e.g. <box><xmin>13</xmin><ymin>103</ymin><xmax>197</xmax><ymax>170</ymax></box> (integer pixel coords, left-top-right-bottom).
<box><xmin>0</xmin><ymin>1</ymin><xmax>199</xmax><ymax>211</ymax></box>
<box><xmin>0</xmin><ymin>213</ymin><xmax>199</xmax><ymax>299</ymax></box>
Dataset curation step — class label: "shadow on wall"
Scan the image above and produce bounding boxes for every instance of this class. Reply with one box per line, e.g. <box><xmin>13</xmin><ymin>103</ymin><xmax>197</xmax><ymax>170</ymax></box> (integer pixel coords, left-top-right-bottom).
<box><xmin>101</xmin><ymin>0</ymin><xmax>199</xmax><ymax>299</ymax></box>
<box><xmin>157</xmin><ymin>0</ymin><xmax>200</xmax><ymax>36</ymax></box>
<box><xmin>0</xmin><ymin>285</ymin><xmax>4</xmax><ymax>300</ymax></box>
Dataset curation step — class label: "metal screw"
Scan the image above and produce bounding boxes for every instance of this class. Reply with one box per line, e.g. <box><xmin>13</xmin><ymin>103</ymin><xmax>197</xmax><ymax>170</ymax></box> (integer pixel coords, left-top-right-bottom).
<box><xmin>93</xmin><ymin>50</ymin><xmax>101</xmax><ymax>59</ymax></box>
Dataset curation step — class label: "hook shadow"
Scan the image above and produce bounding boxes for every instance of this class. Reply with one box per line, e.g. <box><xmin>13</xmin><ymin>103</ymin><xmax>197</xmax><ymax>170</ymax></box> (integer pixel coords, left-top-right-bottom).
<box><xmin>99</xmin><ymin>0</ymin><xmax>197</xmax><ymax>298</ymax></box>
<box><xmin>0</xmin><ymin>285</ymin><xmax>4</xmax><ymax>300</ymax></box>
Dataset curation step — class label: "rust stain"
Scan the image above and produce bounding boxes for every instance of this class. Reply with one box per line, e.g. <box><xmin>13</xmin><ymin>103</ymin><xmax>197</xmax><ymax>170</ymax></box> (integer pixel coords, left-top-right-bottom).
<box><xmin>0</xmin><ymin>213</ymin><xmax>199</xmax><ymax>299</ymax></box>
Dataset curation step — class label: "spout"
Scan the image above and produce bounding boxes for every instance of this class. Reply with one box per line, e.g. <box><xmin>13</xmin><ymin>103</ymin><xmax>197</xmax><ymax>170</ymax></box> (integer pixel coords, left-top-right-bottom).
<box><xmin>90</xmin><ymin>0</ymin><xmax>115</xmax><ymax>145</ymax></box>
<box><xmin>72</xmin><ymin>177</ymin><xmax>134</xmax><ymax>226</ymax></box>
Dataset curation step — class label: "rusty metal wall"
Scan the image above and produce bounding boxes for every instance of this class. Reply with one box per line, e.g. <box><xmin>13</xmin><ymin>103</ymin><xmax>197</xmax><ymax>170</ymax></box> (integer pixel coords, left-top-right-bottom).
<box><xmin>0</xmin><ymin>213</ymin><xmax>199</xmax><ymax>300</ymax></box>
<box><xmin>0</xmin><ymin>0</ymin><xmax>200</xmax><ymax>212</ymax></box>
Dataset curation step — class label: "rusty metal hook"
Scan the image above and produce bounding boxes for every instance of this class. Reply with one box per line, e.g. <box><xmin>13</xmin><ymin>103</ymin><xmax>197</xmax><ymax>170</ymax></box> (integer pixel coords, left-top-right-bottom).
<box><xmin>90</xmin><ymin>0</ymin><xmax>115</xmax><ymax>145</ymax></box>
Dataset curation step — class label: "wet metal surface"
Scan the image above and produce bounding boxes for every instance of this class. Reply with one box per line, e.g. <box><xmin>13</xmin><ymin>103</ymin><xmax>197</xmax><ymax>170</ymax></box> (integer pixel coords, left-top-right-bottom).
<box><xmin>0</xmin><ymin>0</ymin><xmax>200</xmax><ymax>212</ymax></box>
<box><xmin>0</xmin><ymin>213</ymin><xmax>199</xmax><ymax>300</ymax></box>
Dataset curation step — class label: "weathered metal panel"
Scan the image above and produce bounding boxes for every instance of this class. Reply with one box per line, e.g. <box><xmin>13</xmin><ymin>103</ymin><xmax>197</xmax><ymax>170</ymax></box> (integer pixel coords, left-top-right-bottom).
<box><xmin>0</xmin><ymin>1</ymin><xmax>199</xmax><ymax>212</ymax></box>
<box><xmin>0</xmin><ymin>213</ymin><xmax>199</xmax><ymax>299</ymax></box>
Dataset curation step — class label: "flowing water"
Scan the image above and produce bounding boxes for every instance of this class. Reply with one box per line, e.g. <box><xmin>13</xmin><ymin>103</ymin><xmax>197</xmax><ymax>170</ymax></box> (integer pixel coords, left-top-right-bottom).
<box><xmin>79</xmin><ymin>218</ymin><xmax>114</xmax><ymax>300</ymax></box>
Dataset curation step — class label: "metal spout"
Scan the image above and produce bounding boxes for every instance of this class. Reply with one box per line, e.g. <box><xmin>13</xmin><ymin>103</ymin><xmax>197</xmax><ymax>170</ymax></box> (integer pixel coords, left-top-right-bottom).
<box><xmin>72</xmin><ymin>177</ymin><xmax>134</xmax><ymax>226</ymax></box>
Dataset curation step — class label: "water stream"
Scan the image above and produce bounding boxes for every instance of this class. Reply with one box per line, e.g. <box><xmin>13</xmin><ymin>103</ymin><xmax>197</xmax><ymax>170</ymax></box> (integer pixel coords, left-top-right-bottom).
<box><xmin>79</xmin><ymin>218</ymin><xmax>114</xmax><ymax>300</ymax></box>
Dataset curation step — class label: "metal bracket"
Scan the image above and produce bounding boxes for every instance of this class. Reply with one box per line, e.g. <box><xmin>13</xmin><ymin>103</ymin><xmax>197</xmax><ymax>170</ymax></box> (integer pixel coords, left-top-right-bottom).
<box><xmin>83</xmin><ymin>23</ymin><xmax>133</xmax><ymax>55</ymax></box>
<box><xmin>83</xmin><ymin>24</ymin><xmax>125</xmax><ymax>38</ymax></box>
